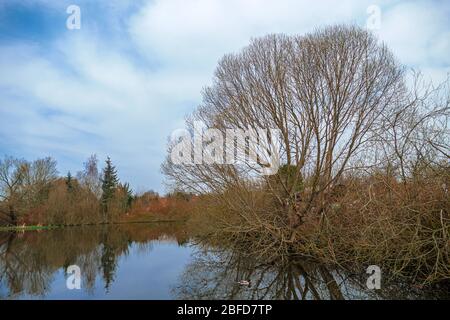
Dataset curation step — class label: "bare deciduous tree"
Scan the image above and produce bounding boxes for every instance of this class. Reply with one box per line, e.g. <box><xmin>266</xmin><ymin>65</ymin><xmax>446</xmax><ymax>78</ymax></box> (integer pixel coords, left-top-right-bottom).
<box><xmin>163</xmin><ymin>25</ymin><xmax>449</xmax><ymax>236</ymax></box>
<box><xmin>0</xmin><ymin>156</ymin><xmax>27</xmax><ymax>224</ymax></box>
<box><xmin>0</xmin><ymin>156</ymin><xmax>58</xmax><ymax>225</ymax></box>
<box><xmin>77</xmin><ymin>154</ymin><xmax>102</xmax><ymax>199</ymax></box>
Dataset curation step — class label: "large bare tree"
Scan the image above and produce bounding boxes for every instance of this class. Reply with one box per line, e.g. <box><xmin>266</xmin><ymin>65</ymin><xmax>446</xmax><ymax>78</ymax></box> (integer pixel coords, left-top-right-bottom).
<box><xmin>163</xmin><ymin>25</ymin><xmax>449</xmax><ymax>232</ymax></box>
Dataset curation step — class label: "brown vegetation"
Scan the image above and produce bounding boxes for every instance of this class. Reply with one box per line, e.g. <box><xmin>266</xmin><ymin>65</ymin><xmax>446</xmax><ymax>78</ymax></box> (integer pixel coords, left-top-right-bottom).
<box><xmin>0</xmin><ymin>155</ymin><xmax>132</xmax><ymax>227</ymax></box>
<box><xmin>124</xmin><ymin>191</ymin><xmax>197</xmax><ymax>222</ymax></box>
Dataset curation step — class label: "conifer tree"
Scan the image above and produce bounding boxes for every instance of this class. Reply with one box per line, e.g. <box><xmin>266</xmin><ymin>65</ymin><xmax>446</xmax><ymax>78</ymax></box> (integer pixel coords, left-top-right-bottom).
<box><xmin>121</xmin><ymin>182</ymin><xmax>133</xmax><ymax>210</ymax></box>
<box><xmin>65</xmin><ymin>171</ymin><xmax>74</xmax><ymax>192</ymax></box>
<box><xmin>101</xmin><ymin>157</ymin><xmax>118</xmax><ymax>220</ymax></box>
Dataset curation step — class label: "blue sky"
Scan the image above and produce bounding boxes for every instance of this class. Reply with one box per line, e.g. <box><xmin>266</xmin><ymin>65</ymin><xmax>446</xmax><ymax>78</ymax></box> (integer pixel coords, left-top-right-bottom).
<box><xmin>0</xmin><ymin>0</ymin><xmax>449</xmax><ymax>194</ymax></box>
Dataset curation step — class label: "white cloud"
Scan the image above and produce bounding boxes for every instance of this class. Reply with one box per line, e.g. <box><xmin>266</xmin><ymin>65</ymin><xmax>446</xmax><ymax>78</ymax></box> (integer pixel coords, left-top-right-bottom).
<box><xmin>379</xmin><ymin>1</ymin><xmax>450</xmax><ymax>82</ymax></box>
<box><xmin>129</xmin><ymin>0</ymin><xmax>373</xmax><ymax>70</ymax></box>
<box><xmin>0</xmin><ymin>36</ymin><xmax>188</xmax><ymax>191</ymax></box>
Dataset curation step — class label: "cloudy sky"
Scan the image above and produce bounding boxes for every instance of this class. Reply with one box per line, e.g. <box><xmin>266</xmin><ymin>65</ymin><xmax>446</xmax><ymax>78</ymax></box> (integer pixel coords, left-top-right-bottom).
<box><xmin>0</xmin><ymin>0</ymin><xmax>449</xmax><ymax>193</ymax></box>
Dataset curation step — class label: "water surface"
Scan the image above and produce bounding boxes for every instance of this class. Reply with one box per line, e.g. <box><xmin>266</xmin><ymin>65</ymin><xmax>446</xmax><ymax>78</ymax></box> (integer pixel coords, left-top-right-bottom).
<box><xmin>0</xmin><ymin>223</ymin><xmax>446</xmax><ymax>299</ymax></box>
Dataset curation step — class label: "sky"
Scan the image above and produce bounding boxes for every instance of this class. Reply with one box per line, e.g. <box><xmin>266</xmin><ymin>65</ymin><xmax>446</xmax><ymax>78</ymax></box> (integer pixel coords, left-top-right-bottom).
<box><xmin>0</xmin><ymin>0</ymin><xmax>449</xmax><ymax>194</ymax></box>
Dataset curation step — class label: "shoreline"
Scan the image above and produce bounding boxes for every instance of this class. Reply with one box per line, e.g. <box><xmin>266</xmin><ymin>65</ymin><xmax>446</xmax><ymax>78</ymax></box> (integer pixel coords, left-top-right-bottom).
<box><xmin>0</xmin><ymin>218</ymin><xmax>186</xmax><ymax>232</ymax></box>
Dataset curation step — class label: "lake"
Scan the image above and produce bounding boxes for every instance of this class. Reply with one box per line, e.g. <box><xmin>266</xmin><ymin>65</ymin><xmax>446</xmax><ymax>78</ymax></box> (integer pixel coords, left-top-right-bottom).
<box><xmin>0</xmin><ymin>223</ymin><xmax>446</xmax><ymax>299</ymax></box>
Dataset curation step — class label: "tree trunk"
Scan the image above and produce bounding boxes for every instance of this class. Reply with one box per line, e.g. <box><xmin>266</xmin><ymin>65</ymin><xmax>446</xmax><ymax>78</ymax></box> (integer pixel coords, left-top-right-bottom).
<box><xmin>8</xmin><ymin>205</ymin><xmax>17</xmax><ymax>226</ymax></box>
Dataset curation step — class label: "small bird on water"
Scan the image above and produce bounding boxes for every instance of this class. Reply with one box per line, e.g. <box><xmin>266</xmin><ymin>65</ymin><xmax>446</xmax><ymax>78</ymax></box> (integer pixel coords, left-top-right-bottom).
<box><xmin>237</xmin><ymin>280</ymin><xmax>250</xmax><ymax>286</ymax></box>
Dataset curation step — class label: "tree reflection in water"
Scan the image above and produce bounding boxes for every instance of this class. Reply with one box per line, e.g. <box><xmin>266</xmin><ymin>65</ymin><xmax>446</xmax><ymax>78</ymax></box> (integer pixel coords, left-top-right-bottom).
<box><xmin>0</xmin><ymin>223</ymin><xmax>189</xmax><ymax>299</ymax></box>
<box><xmin>172</xmin><ymin>243</ymin><xmax>449</xmax><ymax>300</ymax></box>
<box><xmin>1</xmin><ymin>224</ymin><xmax>448</xmax><ymax>299</ymax></box>
<box><xmin>172</xmin><ymin>247</ymin><xmax>368</xmax><ymax>300</ymax></box>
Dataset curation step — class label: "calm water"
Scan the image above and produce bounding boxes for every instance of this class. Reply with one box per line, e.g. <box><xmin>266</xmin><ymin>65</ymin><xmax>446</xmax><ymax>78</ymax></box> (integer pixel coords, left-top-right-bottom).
<box><xmin>0</xmin><ymin>223</ymin><xmax>446</xmax><ymax>300</ymax></box>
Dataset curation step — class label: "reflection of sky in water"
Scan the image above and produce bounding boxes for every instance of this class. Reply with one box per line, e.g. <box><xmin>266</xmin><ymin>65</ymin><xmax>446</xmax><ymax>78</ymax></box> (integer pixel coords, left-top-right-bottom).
<box><xmin>15</xmin><ymin>240</ymin><xmax>194</xmax><ymax>300</ymax></box>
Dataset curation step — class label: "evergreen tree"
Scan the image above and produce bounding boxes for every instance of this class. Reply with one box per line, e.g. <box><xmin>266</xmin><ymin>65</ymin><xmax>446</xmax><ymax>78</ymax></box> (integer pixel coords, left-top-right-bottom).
<box><xmin>101</xmin><ymin>157</ymin><xmax>118</xmax><ymax>219</ymax></box>
<box><xmin>65</xmin><ymin>171</ymin><xmax>74</xmax><ymax>192</ymax></box>
<box><xmin>121</xmin><ymin>182</ymin><xmax>133</xmax><ymax>210</ymax></box>
<box><xmin>101</xmin><ymin>243</ymin><xmax>117</xmax><ymax>293</ymax></box>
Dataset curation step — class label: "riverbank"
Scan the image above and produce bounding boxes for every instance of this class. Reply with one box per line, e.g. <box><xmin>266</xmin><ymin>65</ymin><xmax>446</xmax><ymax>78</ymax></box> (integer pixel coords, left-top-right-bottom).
<box><xmin>0</xmin><ymin>225</ymin><xmax>58</xmax><ymax>232</ymax></box>
<box><xmin>0</xmin><ymin>216</ymin><xmax>187</xmax><ymax>232</ymax></box>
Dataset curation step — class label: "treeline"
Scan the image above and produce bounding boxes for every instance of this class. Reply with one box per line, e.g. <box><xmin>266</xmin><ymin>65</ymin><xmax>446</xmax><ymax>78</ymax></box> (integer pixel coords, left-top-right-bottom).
<box><xmin>0</xmin><ymin>154</ymin><xmax>133</xmax><ymax>226</ymax></box>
